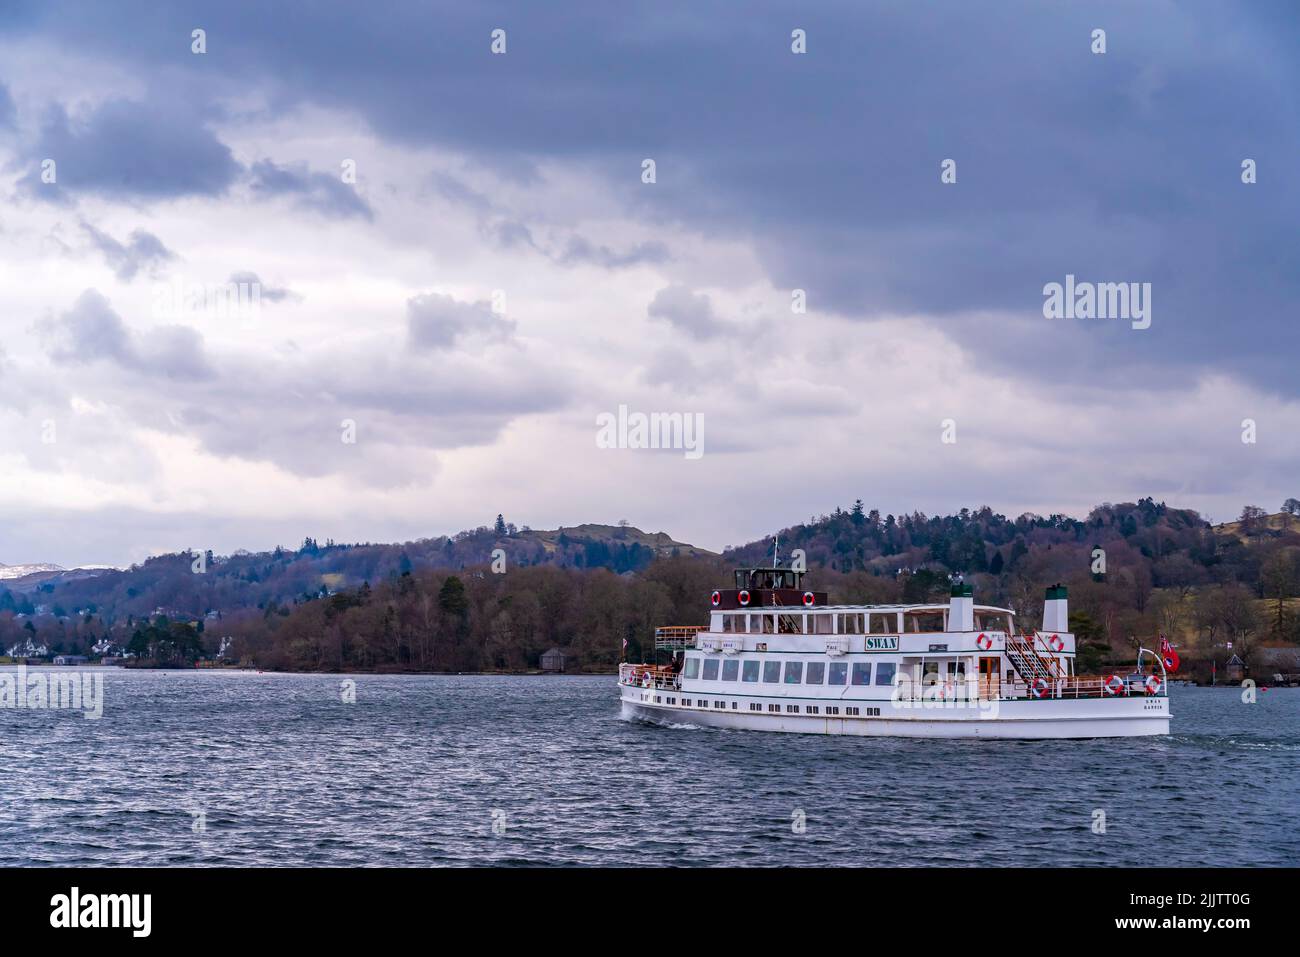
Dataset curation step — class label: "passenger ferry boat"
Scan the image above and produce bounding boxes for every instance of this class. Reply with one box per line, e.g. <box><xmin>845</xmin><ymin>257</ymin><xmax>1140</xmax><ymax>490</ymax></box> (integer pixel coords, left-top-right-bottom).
<box><xmin>618</xmin><ymin>568</ymin><xmax>1170</xmax><ymax>738</ymax></box>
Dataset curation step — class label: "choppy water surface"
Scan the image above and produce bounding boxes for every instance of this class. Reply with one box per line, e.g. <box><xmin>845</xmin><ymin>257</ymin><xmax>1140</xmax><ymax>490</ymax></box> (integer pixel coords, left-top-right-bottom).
<box><xmin>1</xmin><ymin>671</ymin><xmax>1295</xmax><ymax>866</ymax></box>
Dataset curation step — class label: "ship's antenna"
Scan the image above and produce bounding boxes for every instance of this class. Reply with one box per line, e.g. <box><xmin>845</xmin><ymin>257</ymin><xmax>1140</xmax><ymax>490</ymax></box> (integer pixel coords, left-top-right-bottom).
<box><xmin>772</xmin><ymin>533</ymin><xmax>779</xmax><ymax>568</ymax></box>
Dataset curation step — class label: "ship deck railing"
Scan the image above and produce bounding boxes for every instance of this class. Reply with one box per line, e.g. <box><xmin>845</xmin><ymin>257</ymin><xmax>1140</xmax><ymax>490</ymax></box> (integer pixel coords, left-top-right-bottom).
<box><xmin>653</xmin><ymin>625</ymin><xmax>708</xmax><ymax>651</ymax></box>
<box><xmin>618</xmin><ymin>665</ymin><xmax>1167</xmax><ymax>700</ymax></box>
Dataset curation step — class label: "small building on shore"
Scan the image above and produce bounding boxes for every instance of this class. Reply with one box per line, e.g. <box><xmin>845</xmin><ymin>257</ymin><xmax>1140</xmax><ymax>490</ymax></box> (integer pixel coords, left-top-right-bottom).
<box><xmin>1224</xmin><ymin>654</ymin><xmax>1245</xmax><ymax>682</ymax></box>
<box><xmin>540</xmin><ymin>647</ymin><xmax>576</xmax><ymax>673</ymax></box>
<box><xmin>52</xmin><ymin>654</ymin><xmax>89</xmax><ymax>666</ymax></box>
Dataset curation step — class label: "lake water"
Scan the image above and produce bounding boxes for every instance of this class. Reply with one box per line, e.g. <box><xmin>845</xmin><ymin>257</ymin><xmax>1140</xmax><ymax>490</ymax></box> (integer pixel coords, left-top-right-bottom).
<box><xmin>1</xmin><ymin>670</ymin><xmax>1295</xmax><ymax>866</ymax></box>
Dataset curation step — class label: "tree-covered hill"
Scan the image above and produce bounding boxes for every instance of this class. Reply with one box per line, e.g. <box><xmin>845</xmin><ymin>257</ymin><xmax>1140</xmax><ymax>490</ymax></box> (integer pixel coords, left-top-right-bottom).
<box><xmin>2</xmin><ymin>499</ymin><xmax>1297</xmax><ymax>676</ymax></box>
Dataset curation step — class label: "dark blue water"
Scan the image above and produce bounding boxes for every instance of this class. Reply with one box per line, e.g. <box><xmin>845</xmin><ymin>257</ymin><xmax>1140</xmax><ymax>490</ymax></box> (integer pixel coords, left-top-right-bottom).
<box><xmin>1</xmin><ymin>671</ymin><xmax>1295</xmax><ymax>866</ymax></box>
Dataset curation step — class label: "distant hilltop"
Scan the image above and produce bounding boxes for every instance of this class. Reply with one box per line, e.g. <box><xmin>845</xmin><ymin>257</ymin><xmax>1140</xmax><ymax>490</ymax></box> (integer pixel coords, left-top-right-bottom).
<box><xmin>0</xmin><ymin>562</ymin><xmax>66</xmax><ymax>581</ymax></box>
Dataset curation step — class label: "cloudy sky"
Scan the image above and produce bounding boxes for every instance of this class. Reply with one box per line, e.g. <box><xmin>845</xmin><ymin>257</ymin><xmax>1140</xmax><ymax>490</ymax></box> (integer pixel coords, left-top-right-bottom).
<box><xmin>1</xmin><ymin>1</ymin><xmax>1297</xmax><ymax>568</ymax></box>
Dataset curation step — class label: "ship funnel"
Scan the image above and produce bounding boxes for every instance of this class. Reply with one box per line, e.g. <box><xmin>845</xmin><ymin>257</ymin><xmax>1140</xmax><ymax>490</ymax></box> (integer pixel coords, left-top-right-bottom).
<box><xmin>1043</xmin><ymin>584</ymin><xmax>1069</xmax><ymax>633</ymax></box>
<box><xmin>949</xmin><ymin>582</ymin><xmax>974</xmax><ymax>631</ymax></box>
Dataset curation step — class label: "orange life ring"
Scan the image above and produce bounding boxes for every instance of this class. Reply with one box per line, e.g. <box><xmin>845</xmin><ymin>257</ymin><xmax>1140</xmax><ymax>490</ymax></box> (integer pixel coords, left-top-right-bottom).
<box><xmin>802</xmin><ymin>591</ymin><xmax>815</xmax><ymax>607</ymax></box>
<box><xmin>1047</xmin><ymin>634</ymin><xmax>1065</xmax><ymax>652</ymax></box>
<box><xmin>976</xmin><ymin>633</ymin><xmax>992</xmax><ymax>651</ymax></box>
<box><xmin>1144</xmin><ymin>675</ymin><xmax>1162</xmax><ymax>695</ymax></box>
<box><xmin>738</xmin><ymin>589</ymin><xmax>751</xmax><ymax>606</ymax></box>
<box><xmin>1104</xmin><ymin>674</ymin><xmax>1125</xmax><ymax>696</ymax></box>
<box><xmin>710</xmin><ymin>590</ymin><xmax>721</xmax><ymax>607</ymax></box>
<box><xmin>1030</xmin><ymin>677</ymin><xmax>1049</xmax><ymax>699</ymax></box>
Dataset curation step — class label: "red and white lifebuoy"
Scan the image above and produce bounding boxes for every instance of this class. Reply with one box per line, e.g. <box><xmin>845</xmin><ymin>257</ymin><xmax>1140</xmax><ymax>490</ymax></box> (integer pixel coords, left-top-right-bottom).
<box><xmin>976</xmin><ymin>633</ymin><xmax>992</xmax><ymax>651</ymax></box>
<box><xmin>1144</xmin><ymin>675</ymin><xmax>1163</xmax><ymax>695</ymax></box>
<box><xmin>641</xmin><ymin>671</ymin><xmax>653</xmax><ymax>688</ymax></box>
<box><xmin>738</xmin><ymin>589</ymin><xmax>751</xmax><ymax>606</ymax></box>
<box><xmin>802</xmin><ymin>591</ymin><xmax>815</xmax><ymax>607</ymax></box>
<box><xmin>1030</xmin><ymin>677</ymin><xmax>1049</xmax><ymax>699</ymax></box>
<box><xmin>710</xmin><ymin>590</ymin><xmax>721</xmax><ymax>607</ymax></box>
<box><xmin>1104</xmin><ymin>674</ymin><xmax>1125</xmax><ymax>696</ymax></box>
<box><xmin>1047</xmin><ymin>634</ymin><xmax>1065</xmax><ymax>652</ymax></box>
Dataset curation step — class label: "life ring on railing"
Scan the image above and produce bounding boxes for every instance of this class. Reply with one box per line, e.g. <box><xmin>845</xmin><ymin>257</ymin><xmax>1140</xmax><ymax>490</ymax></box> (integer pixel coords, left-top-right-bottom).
<box><xmin>976</xmin><ymin>633</ymin><xmax>992</xmax><ymax>651</ymax></box>
<box><xmin>1030</xmin><ymin>677</ymin><xmax>1049</xmax><ymax>699</ymax></box>
<box><xmin>641</xmin><ymin>671</ymin><xmax>654</xmax><ymax>689</ymax></box>
<box><xmin>1047</xmin><ymin>634</ymin><xmax>1065</xmax><ymax>652</ymax></box>
<box><xmin>1104</xmin><ymin>674</ymin><xmax>1125</xmax><ymax>696</ymax></box>
<box><xmin>738</xmin><ymin>589</ymin><xmax>751</xmax><ymax>606</ymax></box>
<box><xmin>1144</xmin><ymin>675</ymin><xmax>1163</xmax><ymax>695</ymax></box>
<box><xmin>802</xmin><ymin>591</ymin><xmax>815</xmax><ymax>607</ymax></box>
<box><xmin>711</xmin><ymin>590</ymin><xmax>721</xmax><ymax>607</ymax></box>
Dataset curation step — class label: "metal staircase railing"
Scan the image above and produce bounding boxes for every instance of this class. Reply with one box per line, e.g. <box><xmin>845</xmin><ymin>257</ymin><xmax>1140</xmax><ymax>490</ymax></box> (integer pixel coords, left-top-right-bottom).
<box><xmin>1005</xmin><ymin>633</ymin><xmax>1064</xmax><ymax>685</ymax></box>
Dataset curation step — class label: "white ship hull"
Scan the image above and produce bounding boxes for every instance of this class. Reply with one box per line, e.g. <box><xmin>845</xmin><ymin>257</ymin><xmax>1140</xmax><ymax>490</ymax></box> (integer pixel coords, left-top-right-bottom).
<box><xmin>620</xmin><ymin>686</ymin><xmax>1170</xmax><ymax>739</ymax></box>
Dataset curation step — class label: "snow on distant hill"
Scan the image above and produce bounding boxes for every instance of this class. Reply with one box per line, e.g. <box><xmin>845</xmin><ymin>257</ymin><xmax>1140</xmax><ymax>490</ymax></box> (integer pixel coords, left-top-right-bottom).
<box><xmin>0</xmin><ymin>562</ymin><xmax>66</xmax><ymax>580</ymax></box>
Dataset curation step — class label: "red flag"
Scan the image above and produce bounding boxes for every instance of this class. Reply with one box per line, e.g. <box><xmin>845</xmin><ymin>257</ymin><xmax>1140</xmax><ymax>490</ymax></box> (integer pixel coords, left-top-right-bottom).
<box><xmin>1159</xmin><ymin>634</ymin><xmax>1180</xmax><ymax>673</ymax></box>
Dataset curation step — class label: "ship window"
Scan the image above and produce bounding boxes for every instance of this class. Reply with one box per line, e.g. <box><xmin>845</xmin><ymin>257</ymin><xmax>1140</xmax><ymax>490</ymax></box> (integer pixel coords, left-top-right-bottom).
<box><xmin>761</xmin><ymin>615</ymin><xmax>775</xmax><ymax>634</ymax></box>
<box><xmin>837</xmin><ymin>613</ymin><xmax>864</xmax><ymax>634</ymax></box>
<box><xmin>906</xmin><ymin>611</ymin><xmax>945</xmax><ymax>633</ymax></box>
<box><xmin>875</xmin><ymin>663</ymin><xmax>897</xmax><ymax>686</ymax></box>
<box><xmin>683</xmin><ymin>657</ymin><xmax>700</xmax><ymax>679</ymax></box>
<box><xmin>806</xmin><ymin>661</ymin><xmax>826</xmax><ymax>684</ymax></box>
<box><xmin>846</xmin><ymin>706</ymin><xmax>860</xmax><ymax>716</ymax></box>
<box><xmin>812</xmin><ymin>614</ymin><xmax>833</xmax><ymax>635</ymax></box>
<box><xmin>851</xmin><ymin>663</ymin><xmax>872</xmax><ymax>686</ymax></box>
<box><xmin>827</xmin><ymin>706</ymin><xmax>840</xmax><ymax>715</ymax></box>
<box><xmin>742</xmin><ymin>660</ymin><xmax>760</xmax><ymax>682</ymax></box>
<box><xmin>750</xmin><ymin>703</ymin><xmax>761</xmax><ymax>711</ymax></box>
<box><xmin>702</xmin><ymin>659</ymin><xmax>719</xmax><ymax>681</ymax></box>
<box><xmin>828</xmin><ymin>662</ymin><xmax>848</xmax><ymax>685</ymax></box>
<box><xmin>977</xmin><ymin>612</ymin><xmax>1010</xmax><ymax>632</ymax></box>
<box><xmin>721</xmin><ymin>659</ymin><xmax>739</xmax><ymax>681</ymax></box>
<box><xmin>786</xmin><ymin>704</ymin><xmax>799</xmax><ymax>713</ymax></box>
<box><xmin>869</xmin><ymin>613</ymin><xmax>897</xmax><ymax>634</ymax></box>
<box><xmin>722</xmin><ymin>615</ymin><xmax>736</xmax><ymax>633</ymax></box>
<box><xmin>783</xmin><ymin>661</ymin><xmax>803</xmax><ymax>684</ymax></box>
<box><xmin>768</xmin><ymin>704</ymin><xmax>780</xmax><ymax>712</ymax></box>
<box><xmin>807</xmin><ymin>706</ymin><xmax>819</xmax><ymax>715</ymax></box>
<box><xmin>763</xmin><ymin>661</ymin><xmax>781</xmax><ymax>683</ymax></box>
<box><xmin>778</xmin><ymin>613</ymin><xmax>803</xmax><ymax>635</ymax></box>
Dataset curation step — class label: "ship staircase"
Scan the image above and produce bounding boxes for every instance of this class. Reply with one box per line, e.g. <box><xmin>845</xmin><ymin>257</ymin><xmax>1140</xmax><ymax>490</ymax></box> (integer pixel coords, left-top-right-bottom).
<box><xmin>1004</xmin><ymin>633</ymin><xmax>1066</xmax><ymax>686</ymax></box>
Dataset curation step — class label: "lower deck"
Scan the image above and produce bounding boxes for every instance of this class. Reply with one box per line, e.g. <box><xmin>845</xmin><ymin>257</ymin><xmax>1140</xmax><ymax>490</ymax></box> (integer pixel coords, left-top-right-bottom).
<box><xmin>619</xmin><ymin>683</ymin><xmax>1171</xmax><ymax>738</ymax></box>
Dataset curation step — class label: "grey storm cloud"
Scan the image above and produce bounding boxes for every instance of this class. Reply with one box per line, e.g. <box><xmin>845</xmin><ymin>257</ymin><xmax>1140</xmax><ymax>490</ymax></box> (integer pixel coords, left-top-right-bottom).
<box><xmin>22</xmin><ymin>98</ymin><xmax>240</xmax><ymax>201</ymax></box>
<box><xmin>82</xmin><ymin>222</ymin><xmax>176</xmax><ymax>281</ymax></box>
<box><xmin>248</xmin><ymin>159</ymin><xmax>373</xmax><ymax>221</ymax></box>
<box><xmin>555</xmin><ymin>235</ymin><xmax>669</xmax><ymax>270</ymax></box>
<box><xmin>406</xmin><ymin>293</ymin><xmax>515</xmax><ymax>351</ymax></box>
<box><xmin>647</xmin><ymin>284</ymin><xmax>729</xmax><ymax>340</ymax></box>
<box><xmin>43</xmin><ymin>289</ymin><xmax>213</xmax><ymax>379</ymax></box>
<box><xmin>5</xmin><ymin>0</ymin><xmax>1299</xmax><ymax>390</ymax></box>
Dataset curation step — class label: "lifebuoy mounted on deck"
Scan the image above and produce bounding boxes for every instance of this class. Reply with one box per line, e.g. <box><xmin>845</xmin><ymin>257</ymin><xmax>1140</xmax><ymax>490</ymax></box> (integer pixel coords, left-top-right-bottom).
<box><xmin>1030</xmin><ymin>677</ymin><xmax>1049</xmax><ymax>699</ymax></box>
<box><xmin>802</xmin><ymin>591</ymin><xmax>815</xmax><ymax>607</ymax></box>
<box><xmin>976</xmin><ymin>633</ymin><xmax>992</xmax><ymax>651</ymax></box>
<box><xmin>738</xmin><ymin>589</ymin><xmax>751</xmax><ymax>606</ymax></box>
<box><xmin>641</xmin><ymin>671</ymin><xmax>653</xmax><ymax>688</ymax></box>
<box><xmin>1104</xmin><ymin>674</ymin><xmax>1125</xmax><ymax>696</ymax></box>
<box><xmin>1144</xmin><ymin>675</ymin><xmax>1163</xmax><ymax>695</ymax></box>
<box><xmin>1047</xmin><ymin>634</ymin><xmax>1065</xmax><ymax>652</ymax></box>
<box><xmin>711</xmin><ymin>590</ymin><xmax>721</xmax><ymax>607</ymax></box>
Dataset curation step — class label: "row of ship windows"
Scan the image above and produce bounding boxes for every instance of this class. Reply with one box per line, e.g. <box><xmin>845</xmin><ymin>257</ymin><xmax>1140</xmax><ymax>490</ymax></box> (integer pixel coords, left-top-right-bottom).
<box><xmin>654</xmin><ymin>695</ymin><xmax>881</xmax><ymax>718</ymax></box>
<box><xmin>684</xmin><ymin>657</ymin><xmax>897</xmax><ymax>687</ymax></box>
<box><xmin>717</xmin><ymin>612</ymin><xmax>1013</xmax><ymax>635</ymax></box>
